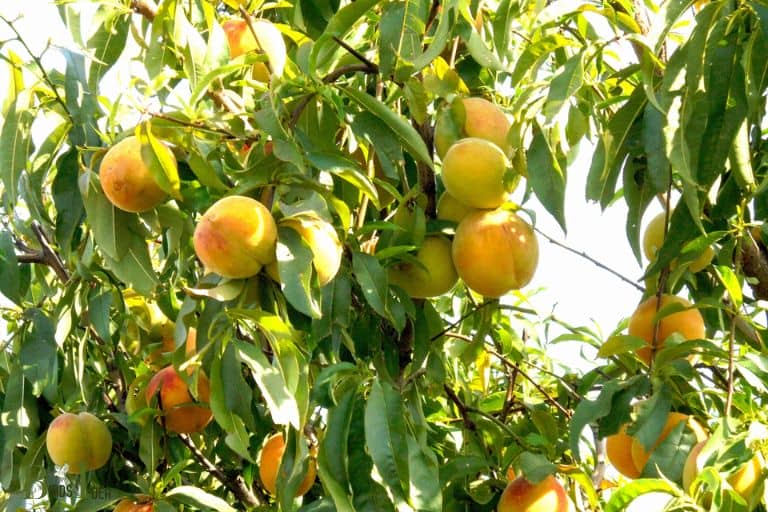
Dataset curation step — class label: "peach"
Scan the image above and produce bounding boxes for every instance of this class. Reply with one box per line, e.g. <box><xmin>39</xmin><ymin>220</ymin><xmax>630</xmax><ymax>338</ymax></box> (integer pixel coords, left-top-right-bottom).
<box><xmin>222</xmin><ymin>18</ymin><xmax>286</xmax><ymax>82</ymax></box>
<box><xmin>628</xmin><ymin>294</ymin><xmax>705</xmax><ymax>364</ymax></box>
<box><xmin>276</xmin><ymin>216</ymin><xmax>343</xmax><ymax>286</ymax></box>
<box><xmin>46</xmin><ymin>412</ymin><xmax>112</xmax><ymax>474</ymax></box>
<box><xmin>99</xmin><ymin>135</ymin><xmax>171</xmax><ymax>213</ymax></box>
<box><xmin>630</xmin><ymin>412</ymin><xmax>706</xmax><ymax>474</ymax></box>
<box><xmin>258</xmin><ymin>432</ymin><xmax>316</xmax><ymax>497</ymax></box>
<box><xmin>146</xmin><ymin>366</ymin><xmax>212</xmax><ymax>434</ymax></box>
<box><xmin>388</xmin><ymin>235</ymin><xmax>458</xmax><ymax>298</ymax></box>
<box><xmin>193</xmin><ymin>195</ymin><xmax>277</xmax><ymax>279</ymax></box>
<box><xmin>497</xmin><ymin>474</ymin><xmax>568</xmax><ymax>512</ymax></box>
<box><xmin>435</xmin><ymin>97</ymin><xmax>511</xmax><ymax>159</ymax></box>
<box><xmin>436</xmin><ymin>191</ymin><xmax>480</xmax><ymax>224</ymax></box>
<box><xmin>452</xmin><ymin>209</ymin><xmax>538</xmax><ymax>297</ymax></box>
<box><xmin>642</xmin><ymin>212</ymin><xmax>714</xmax><ymax>272</ymax></box>
<box><xmin>441</xmin><ymin>137</ymin><xmax>509</xmax><ymax>209</ymax></box>
<box><xmin>606</xmin><ymin>424</ymin><xmax>642</xmax><ymax>479</ymax></box>
<box><xmin>683</xmin><ymin>439</ymin><xmax>764</xmax><ymax>507</ymax></box>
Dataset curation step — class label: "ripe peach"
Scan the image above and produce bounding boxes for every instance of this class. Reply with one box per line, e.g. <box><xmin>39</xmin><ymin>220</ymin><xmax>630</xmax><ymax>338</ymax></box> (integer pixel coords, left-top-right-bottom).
<box><xmin>388</xmin><ymin>235</ymin><xmax>458</xmax><ymax>298</ymax></box>
<box><xmin>146</xmin><ymin>366</ymin><xmax>212</xmax><ymax>434</ymax></box>
<box><xmin>193</xmin><ymin>195</ymin><xmax>277</xmax><ymax>279</ymax></box>
<box><xmin>436</xmin><ymin>191</ymin><xmax>479</xmax><ymax>224</ymax></box>
<box><xmin>46</xmin><ymin>412</ymin><xmax>112</xmax><ymax>474</ymax></box>
<box><xmin>452</xmin><ymin>209</ymin><xmax>538</xmax><ymax>297</ymax></box>
<box><xmin>277</xmin><ymin>216</ymin><xmax>343</xmax><ymax>286</ymax></box>
<box><xmin>497</xmin><ymin>474</ymin><xmax>568</xmax><ymax>512</ymax></box>
<box><xmin>642</xmin><ymin>212</ymin><xmax>714</xmax><ymax>272</ymax></box>
<box><xmin>628</xmin><ymin>294</ymin><xmax>705</xmax><ymax>364</ymax></box>
<box><xmin>222</xmin><ymin>18</ymin><xmax>286</xmax><ymax>82</ymax></box>
<box><xmin>147</xmin><ymin>327</ymin><xmax>197</xmax><ymax>365</ymax></box>
<box><xmin>435</xmin><ymin>97</ymin><xmax>511</xmax><ymax>159</ymax></box>
<box><xmin>258</xmin><ymin>432</ymin><xmax>316</xmax><ymax>497</ymax></box>
<box><xmin>99</xmin><ymin>135</ymin><xmax>170</xmax><ymax>213</ymax></box>
<box><xmin>630</xmin><ymin>412</ymin><xmax>706</xmax><ymax>474</ymax></box>
<box><xmin>606</xmin><ymin>424</ymin><xmax>642</xmax><ymax>479</ymax></box>
<box><xmin>683</xmin><ymin>439</ymin><xmax>764</xmax><ymax>506</ymax></box>
<box><xmin>113</xmin><ymin>497</ymin><xmax>154</xmax><ymax>512</ymax></box>
<box><xmin>441</xmin><ymin>137</ymin><xmax>509</xmax><ymax>209</ymax></box>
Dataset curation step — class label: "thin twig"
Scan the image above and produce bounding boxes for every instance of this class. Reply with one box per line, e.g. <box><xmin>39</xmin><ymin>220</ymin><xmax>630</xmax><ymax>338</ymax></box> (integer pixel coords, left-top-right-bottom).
<box><xmin>178</xmin><ymin>433</ymin><xmax>261</xmax><ymax>507</ymax></box>
<box><xmin>332</xmin><ymin>36</ymin><xmax>377</xmax><ymax>70</ymax></box>
<box><xmin>29</xmin><ymin>221</ymin><xmax>71</xmax><ymax>283</ymax></box>
<box><xmin>0</xmin><ymin>16</ymin><xmax>71</xmax><ymax>119</ymax></box>
<box><xmin>444</xmin><ymin>384</ymin><xmax>477</xmax><ymax>432</ymax></box>
<box><xmin>534</xmin><ymin>227</ymin><xmax>645</xmax><ymax>292</ymax></box>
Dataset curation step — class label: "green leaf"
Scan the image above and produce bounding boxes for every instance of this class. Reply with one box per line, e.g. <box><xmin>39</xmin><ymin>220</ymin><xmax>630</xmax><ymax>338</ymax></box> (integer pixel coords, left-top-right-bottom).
<box><xmin>276</xmin><ymin>225</ymin><xmax>322</xmax><ymax>318</ymax></box>
<box><xmin>351</xmin><ymin>251</ymin><xmax>389</xmax><ymax>319</ymax></box>
<box><xmin>237</xmin><ymin>340</ymin><xmax>301</xmax><ymax>429</ymax></box>
<box><xmin>0</xmin><ymin>231</ymin><xmax>21</xmax><ymax>304</ymax></box>
<box><xmin>318</xmin><ymin>388</ymin><xmax>357</xmax><ymax>511</ymax></box>
<box><xmin>137</xmin><ymin>123</ymin><xmax>181</xmax><ymax>200</ymax></box>
<box><xmin>714</xmin><ymin>265</ymin><xmax>742</xmax><ymax>309</ymax></box>
<box><xmin>311</xmin><ymin>0</ymin><xmax>385</xmax><ymax>73</ymax></box>
<box><xmin>511</xmin><ymin>34</ymin><xmax>574</xmax><ymax>85</ymax></box>
<box><xmin>411</xmin><ymin>1</ymin><xmax>455</xmax><ymax>72</ymax></box>
<box><xmin>102</xmin><ymin>234</ymin><xmax>158</xmax><ymax>296</ymax></box>
<box><xmin>406</xmin><ymin>435</ymin><xmax>441</xmax><ymax>511</ymax></box>
<box><xmin>586</xmin><ymin>89</ymin><xmax>647</xmax><ymax>207</ymax></box>
<box><xmin>0</xmin><ymin>101</ymin><xmax>34</xmax><ymax>208</ymax></box>
<box><xmin>598</xmin><ymin>335</ymin><xmax>646</xmax><ymax>358</ymax></box>
<box><xmin>604</xmin><ymin>478</ymin><xmax>681</xmax><ymax>512</ymax></box>
<box><xmin>306</xmin><ymin>152</ymin><xmax>380</xmax><ymax>209</ymax></box>
<box><xmin>543</xmin><ymin>51</ymin><xmax>584</xmax><ymax>122</ymax></box>
<box><xmin>364</xmin><ymin>380</ymin><xmax>409</xmax><ymax>506</ymax></box>
<box><xmin>209</xmin><ymin>348</ymin><xmax>254</xmax><ymax>462</ymax></box>
<box><xmin>86</xmin><ymin>8</ymin><xmax>130</xmax><ymax>88</ymax></box>
<box><xmin>518</xmin><ymin>452</ymin><xmax>556</xmax><ymax>484</ymax></box>
<box><xmin>166</xmin><ymin>486</ymin><xmax>237</xmax><ymax>512</ymax></box>
<box><xmin>379</xmin><ymin>0</ymin><xmax>430</xmax><ymax>80</ymax></box>
<box><xmin>340</xmin><ymin>86</ymin><xmax>433</xmax><ymax>168</ymax></box>
<box><xmin>526</xmin><ymin>124</ymin><xmax>567</xmax><ymax>232</ymax></box>
<box><xmin>52</xmin><ymin>148</ymin><xmax>85</xmax><ymax>255</ymax></box>
<box><xmin>139</xmin><ymin>418</ymin><xmax>162</xmax><ymax>471</ymax></box>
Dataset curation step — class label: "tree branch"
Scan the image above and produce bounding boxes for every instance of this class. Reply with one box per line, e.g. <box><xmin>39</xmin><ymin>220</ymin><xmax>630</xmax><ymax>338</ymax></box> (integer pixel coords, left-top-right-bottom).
<box><xmin>534</xmin><ymin>227</ymin><xmax>645</xmax><ymax>292</ymax></box>
<box><xmin>178</xmin><ymin>434</ymin><xmax>262</xmax><ymax>507</ymax></box>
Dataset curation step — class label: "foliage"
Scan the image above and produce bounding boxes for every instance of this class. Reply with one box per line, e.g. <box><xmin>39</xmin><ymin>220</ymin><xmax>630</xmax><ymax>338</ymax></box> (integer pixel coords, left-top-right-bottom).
<box><xmin>0</xmin><ymin>0</ymin><xmax>767</xmax><ymax>511</ymax></box>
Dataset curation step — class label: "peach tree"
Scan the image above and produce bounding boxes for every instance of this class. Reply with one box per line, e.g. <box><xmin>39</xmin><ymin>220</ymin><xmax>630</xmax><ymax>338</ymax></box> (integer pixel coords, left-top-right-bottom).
<box><xmin>0</xmin><ymin>0</ymin><xmax>767</xmax><ymax>511</ymax></box>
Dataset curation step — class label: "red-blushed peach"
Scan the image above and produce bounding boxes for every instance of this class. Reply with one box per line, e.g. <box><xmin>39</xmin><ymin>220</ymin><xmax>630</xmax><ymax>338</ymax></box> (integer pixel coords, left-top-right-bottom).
<box><xmin>221</xmin><ymin>18</ymin><xmax>286</xmax><ymax>81</ymax></box>
<box><xmin>193</xmin><ymin>195</ymin><xmax>277</xmax><ymax>279</ymax></box>
<box><xmin>46</xmin><ymin>412</ymin><xmax>112</xmax><ymax>474</ymax></box>
<box><xmin>497</xmin><ymin>474</ymin><xmax>568</xmax><ymax>512</ymax></box>
<box><xmin>452</xmin><ymin>209</ymin><xmax>538</xmax><ymax>297</ymax></box>
<box><xmin>435</xmin><ymin>97</ymin><xmax>511</xmax><ymax>159</ymax></box>
<box><xmin>145</xmin><ymin>366</ymin><xmax>212</xmax><ymax>434</ymax></box>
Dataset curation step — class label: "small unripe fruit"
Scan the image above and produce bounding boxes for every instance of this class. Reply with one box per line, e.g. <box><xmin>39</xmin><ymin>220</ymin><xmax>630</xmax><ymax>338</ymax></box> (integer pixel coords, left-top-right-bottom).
<box><xmin>389</xmin><ymin>235</ymin><xmax>458</xmax><ymax>298</ymax></box>
<box><xmin>441</xmin><ymin>138</ymin><xmax>509</xmax><ymax>209</ymax></box>
<box><xmin>193</xmin><ymin>195</ymin><xmax>277</xmax><ymax>279</ymax></box>
<box><xmin>46</xmin><ymin>412</ymin><xmax>112</xmax><ymax>474</ymax></box>
<box><xmin>452</xmin><ymin>209</ymin><xmax>538</xmax><ymax>297</ymax></box>
<box><xmin>628</xmin><ymin>294</ymin><xmax>705</xmax><ymax>364</ymax></box>
<box><xmin>99</xmin><ymin>136</ymin><xmax>170</xmax><ymax>213</ymax></box>
<box><xmin>497</xmin><ymin>475</ymin><xmax>568</xmax><ymax>512</ymax></box>
<box><xmin>258</xmin><ymin>432</ymin><xmax>317</xmax><ymax>497</ymax></box>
